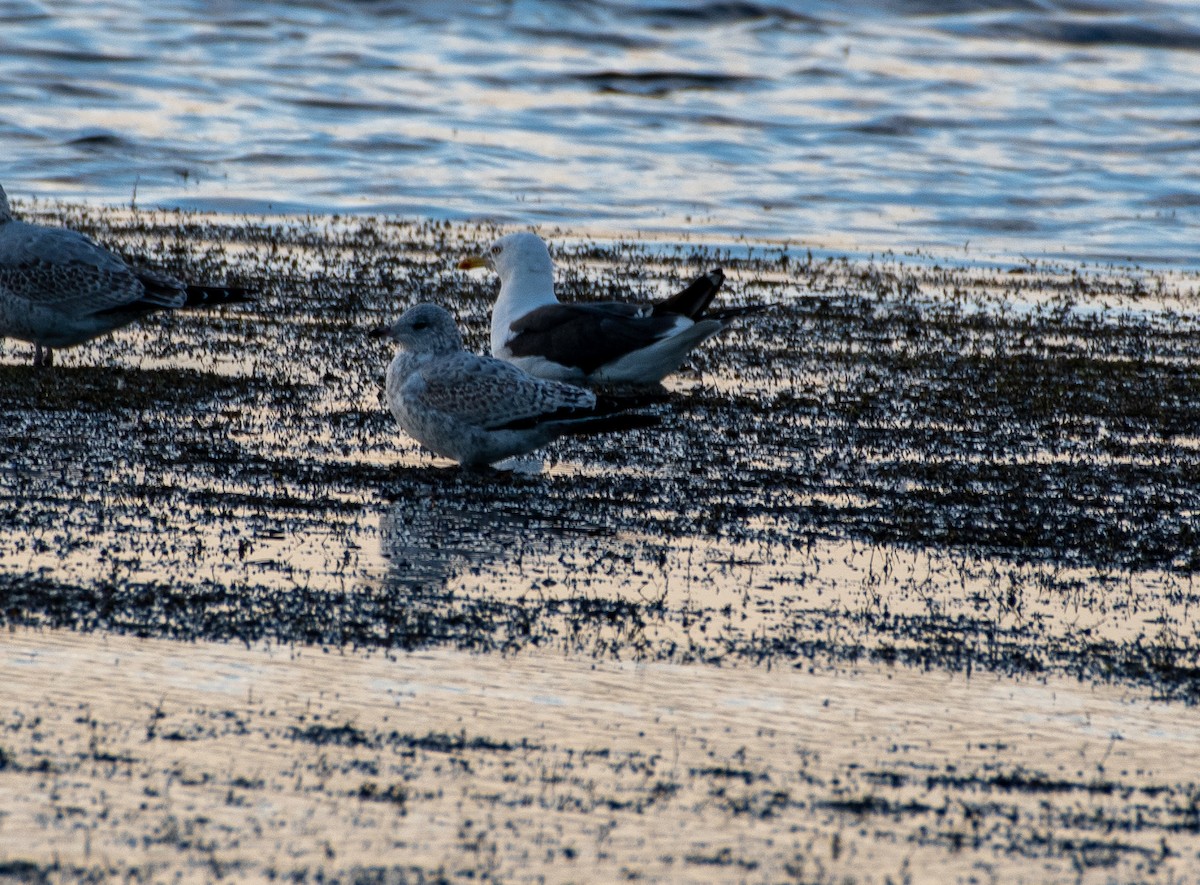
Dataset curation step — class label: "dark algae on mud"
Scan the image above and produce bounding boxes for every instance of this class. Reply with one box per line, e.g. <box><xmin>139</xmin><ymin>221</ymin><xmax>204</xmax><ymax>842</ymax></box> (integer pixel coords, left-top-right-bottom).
<box><xmin>2</xmin><ymin>204</ymin><xmax>1200</xmax><ymax>702</ymax></box>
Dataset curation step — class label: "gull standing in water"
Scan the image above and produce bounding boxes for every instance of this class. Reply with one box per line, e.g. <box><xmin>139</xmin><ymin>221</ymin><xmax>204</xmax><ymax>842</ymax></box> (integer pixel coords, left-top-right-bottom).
<box><xmin>370</xmin><ymin>303</ymin><xmax>658</xmax><ymax>468</ymax></box>
<box><xmin>0</xmin><ymin>183</ymin><xmax>252</xmax><ymax>366</ymax></box>
<box><xmin>460</xmin><ymin>231</ymin><xmax>762</xmax><ymax>386</ymax></box>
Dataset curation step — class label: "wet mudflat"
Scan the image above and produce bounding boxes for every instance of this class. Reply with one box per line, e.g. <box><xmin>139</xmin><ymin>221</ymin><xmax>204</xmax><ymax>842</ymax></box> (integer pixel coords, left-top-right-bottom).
<box><xmin>2</xmin><ymin>204</ymin><xmax>1200</xmax><ymax>882</ymax></box>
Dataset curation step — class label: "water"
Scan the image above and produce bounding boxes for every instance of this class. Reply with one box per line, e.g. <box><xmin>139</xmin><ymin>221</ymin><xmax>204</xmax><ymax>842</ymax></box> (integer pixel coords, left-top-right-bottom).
<box><xmin>2</xmin><ymin>0</ymin><xmax>1199</xmax><ymax>266</ymax></box>
<box><xmin>4</xmin><ymin>627</ymin><xmax>1199</xmax><ymax>881</ymax></box>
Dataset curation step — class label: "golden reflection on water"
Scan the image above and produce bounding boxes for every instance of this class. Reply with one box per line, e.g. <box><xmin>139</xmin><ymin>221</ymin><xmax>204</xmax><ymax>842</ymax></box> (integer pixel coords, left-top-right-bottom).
<box><xmin>2</xmin><ymin>627</ymin><xmax>1197</xmax><ymax>881</ymax></box>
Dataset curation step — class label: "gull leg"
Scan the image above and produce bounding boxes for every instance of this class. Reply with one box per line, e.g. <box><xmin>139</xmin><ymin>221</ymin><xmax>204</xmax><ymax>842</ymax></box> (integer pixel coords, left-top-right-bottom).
<box><xmin>34</xmin><ymin>344</ymin><xmax>53</xmax><ymax>367</ymax></box>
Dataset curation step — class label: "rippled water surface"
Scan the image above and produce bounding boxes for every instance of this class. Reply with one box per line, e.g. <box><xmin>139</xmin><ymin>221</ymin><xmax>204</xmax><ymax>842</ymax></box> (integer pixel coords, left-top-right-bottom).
<box><xmin>5</xmin><ymin>628</ymin><xmax>1198</xmax><ymax>882</ymax></box>
<box><xmin>2</xmin><ymin>0</ymin><xmax>1199</xmax><ymax>264</ymax></box>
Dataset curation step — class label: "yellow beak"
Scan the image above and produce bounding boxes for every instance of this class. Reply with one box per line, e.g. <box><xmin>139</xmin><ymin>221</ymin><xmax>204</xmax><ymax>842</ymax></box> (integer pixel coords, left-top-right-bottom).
<box><xmin>458</xmin><ymin>255</ymin><xmax>488</xmax><ymax>270</ymax></box>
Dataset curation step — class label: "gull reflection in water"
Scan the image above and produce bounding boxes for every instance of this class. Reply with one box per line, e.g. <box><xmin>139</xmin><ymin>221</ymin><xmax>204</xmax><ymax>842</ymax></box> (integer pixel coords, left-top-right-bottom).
<box><xmin>377</xmin><ymin>484</ymin><xmax>588</xmax><ymax>593</ymax></box>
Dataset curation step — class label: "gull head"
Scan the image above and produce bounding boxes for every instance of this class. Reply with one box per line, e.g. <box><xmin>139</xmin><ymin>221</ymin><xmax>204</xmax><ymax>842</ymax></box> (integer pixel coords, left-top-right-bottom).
<box><xmin>369</xmin><ymin>303</ymin><xmax>463</xmax><ymax>354</ymax></box>
<box><xmin>0</xmin><ymin>184</ymin><xmax>10</xmax><ymax>223</ymax></box>
<box><xmin>458</xmin><ymin>231</ymin><xmax>553</xmax><ymax>286</ymax></box>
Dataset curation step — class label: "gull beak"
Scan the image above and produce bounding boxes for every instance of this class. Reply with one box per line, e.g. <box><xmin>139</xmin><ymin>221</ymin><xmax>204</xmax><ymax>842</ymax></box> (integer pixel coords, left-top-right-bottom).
<box><xmin>458</xmin><ymin>254</ymin><xmax>489</xmax><ymax>270</ymax></box>
<box><xmin>368</xmin><ymin>323</ymin><xmax>394</xmax><ymax>340</ymax></box>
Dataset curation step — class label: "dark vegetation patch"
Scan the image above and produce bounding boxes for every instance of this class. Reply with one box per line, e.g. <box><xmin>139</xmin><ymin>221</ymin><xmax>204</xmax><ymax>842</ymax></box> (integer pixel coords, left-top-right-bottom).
<box><xmin>0</xmin><ymin>861</ymin><xmax>52</xmax><ymax>885</ymax></box>
<box><xmin>288</xmin><ymin>724</ymin><xmax>540</xmax><ymax>754</ymax></box>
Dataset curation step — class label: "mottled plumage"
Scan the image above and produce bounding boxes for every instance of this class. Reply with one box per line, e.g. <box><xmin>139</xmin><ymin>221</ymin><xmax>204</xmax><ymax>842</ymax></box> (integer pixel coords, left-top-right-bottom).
<box><xmin>460</xmin><ymin>231</ymin><xmax>761</xmax><ymax>385</ymax></box>
<box><xmin>0</xmin><ymin>182</ymin><xmax>252</xmax><ymax>366</ymax></box>
<box><xmin>371</xmin><ymin>303</ymin><xmax>658</xmax><ymax>467</ymax></box>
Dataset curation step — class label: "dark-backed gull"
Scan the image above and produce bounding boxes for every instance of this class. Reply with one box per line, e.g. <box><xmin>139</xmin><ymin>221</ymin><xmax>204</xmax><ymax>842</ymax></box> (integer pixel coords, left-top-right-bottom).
<box><xmin>460</xmin><ymin>231</ymin><xmax>760</xmax><ymax>385</ymax></box>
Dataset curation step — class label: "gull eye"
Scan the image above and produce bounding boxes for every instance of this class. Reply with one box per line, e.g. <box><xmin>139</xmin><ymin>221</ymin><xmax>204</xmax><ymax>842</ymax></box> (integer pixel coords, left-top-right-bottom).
<box><xmin>411</xmin><ymin>320</ymin><xmax>429</xmax><ymax>331</ymax></box>
<box><xmin>491</xmin><ymin>244</ymin><xmax>502</xmax><ymax>255</ymax></box>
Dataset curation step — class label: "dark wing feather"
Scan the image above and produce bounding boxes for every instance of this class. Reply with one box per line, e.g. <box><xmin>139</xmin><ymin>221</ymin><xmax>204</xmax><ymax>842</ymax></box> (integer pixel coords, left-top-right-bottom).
<box><xmin>507</xmin><ymin>303</ymin><xmax>685</xmax><ymax>375</ymax></box>
<box><xmin>182</xmin><ymin>283</ymin><xmax>255</xmax><ymax>307</ymax></box>
<box><xmin>651</xmin><ymin>268</ymin><xmax>724</xmax><ymax>319</ymax></box>
<box><xmin>489</xmin><ymin>401</ymin><xmax>601</xmax><ymax>430</ymax></box>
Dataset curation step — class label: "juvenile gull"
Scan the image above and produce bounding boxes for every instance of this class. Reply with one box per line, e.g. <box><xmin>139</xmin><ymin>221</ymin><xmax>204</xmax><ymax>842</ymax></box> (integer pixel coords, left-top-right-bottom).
<box><xmin>460</xmin><ymin>231</ymin><xmax>761</xmax><ymax>385</ymax></box>
<box><xmin>371</xmin><ymin>303</ymin><xmax>659</xmax><ymax>467</ymax></box>
<box><xmin>0</xmin><ymin>183</ymin><xmax>253</xmax><ymax>366</ymax></box>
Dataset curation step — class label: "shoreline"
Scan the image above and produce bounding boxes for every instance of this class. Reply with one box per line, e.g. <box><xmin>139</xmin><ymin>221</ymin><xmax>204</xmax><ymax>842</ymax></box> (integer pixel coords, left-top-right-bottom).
<box><xmin>12</xmin><ymin>196</ymin><xmax>1200</xmax><ymax>276</ymax></box>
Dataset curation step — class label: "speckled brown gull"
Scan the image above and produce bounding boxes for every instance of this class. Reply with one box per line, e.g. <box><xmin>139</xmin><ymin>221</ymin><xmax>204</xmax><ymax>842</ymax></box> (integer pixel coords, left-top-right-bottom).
<box><xmin>370</xmin><ymin>303</ymin><xmax>658</xmax><ymax>467</ymax></box>
<box><xmin>0</xmin><ymin>182</ymin><xmax>252</xmax><ymax>366</ymax></box>
<box><xmin>459</xmin><ymin>231</ymin><xmax>763</xmax><ymax>386</ymax></box>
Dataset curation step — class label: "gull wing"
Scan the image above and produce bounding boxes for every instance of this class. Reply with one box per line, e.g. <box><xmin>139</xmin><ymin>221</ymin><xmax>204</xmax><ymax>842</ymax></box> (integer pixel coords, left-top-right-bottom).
<box><xmin>409</xmin><ymin>352</ymin><xmax>596</xmax><ymax>431</ymax></box>
<box><xmin>505</xmin><ymin>303</ymin><xmax>689</xmax><ymax>376</ymax></box>
<box><xmin>0</xmin><ymin>220</ymin><xmax>183</xmax><ymax>316</ymax></box>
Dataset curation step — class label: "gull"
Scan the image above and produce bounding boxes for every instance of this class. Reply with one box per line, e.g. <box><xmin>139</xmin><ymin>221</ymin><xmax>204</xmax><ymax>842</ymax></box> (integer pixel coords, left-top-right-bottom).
<box><xmin>459</xmin><ymin>231</ymin><xmax>762</xmax><ymax>385</ymax></box>
<box><xmin>370</xmin><ymin>303</ymin><xmax>659</xmax><ymax>468</ymax></box>
<box><xmin>0</xmin><ymin>182</ymin><xmax>253</xmax><ymax>366</ymax></box>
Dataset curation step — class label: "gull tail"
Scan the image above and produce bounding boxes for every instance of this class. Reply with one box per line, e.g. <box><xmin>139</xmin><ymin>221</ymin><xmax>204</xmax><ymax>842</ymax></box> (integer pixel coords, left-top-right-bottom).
<box><xmin>558</xmin><ymin>411</ymin><xmax>661</xmax><ymax>438</ymax></box>
<box><xmin>593</xmin><ymin>390</ymin><xmax>670</xmax><ymax>413</ymax></box>
<box><xmin>706</xmin><ymin>302</ymin><xmax>772</xmax><ymax>323</ymax></box>
<box><xmin>561</xmin><ymin>392</ymin><xmax>662</xmax><ymax>437</ymax></box>
<box><xmin>652</xmin><ymin>268</ymin><xmax>725</xmax><ymax>320</ymax></box>
<box><xmin>183</xmin><ymin>283</ymin><xmax>256</xmax><ymax>308</ymax></box>
<box><xmin>494</xmin><ymin>392</ymin><xmax>661</xmax><ymax>432</ymax></box>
